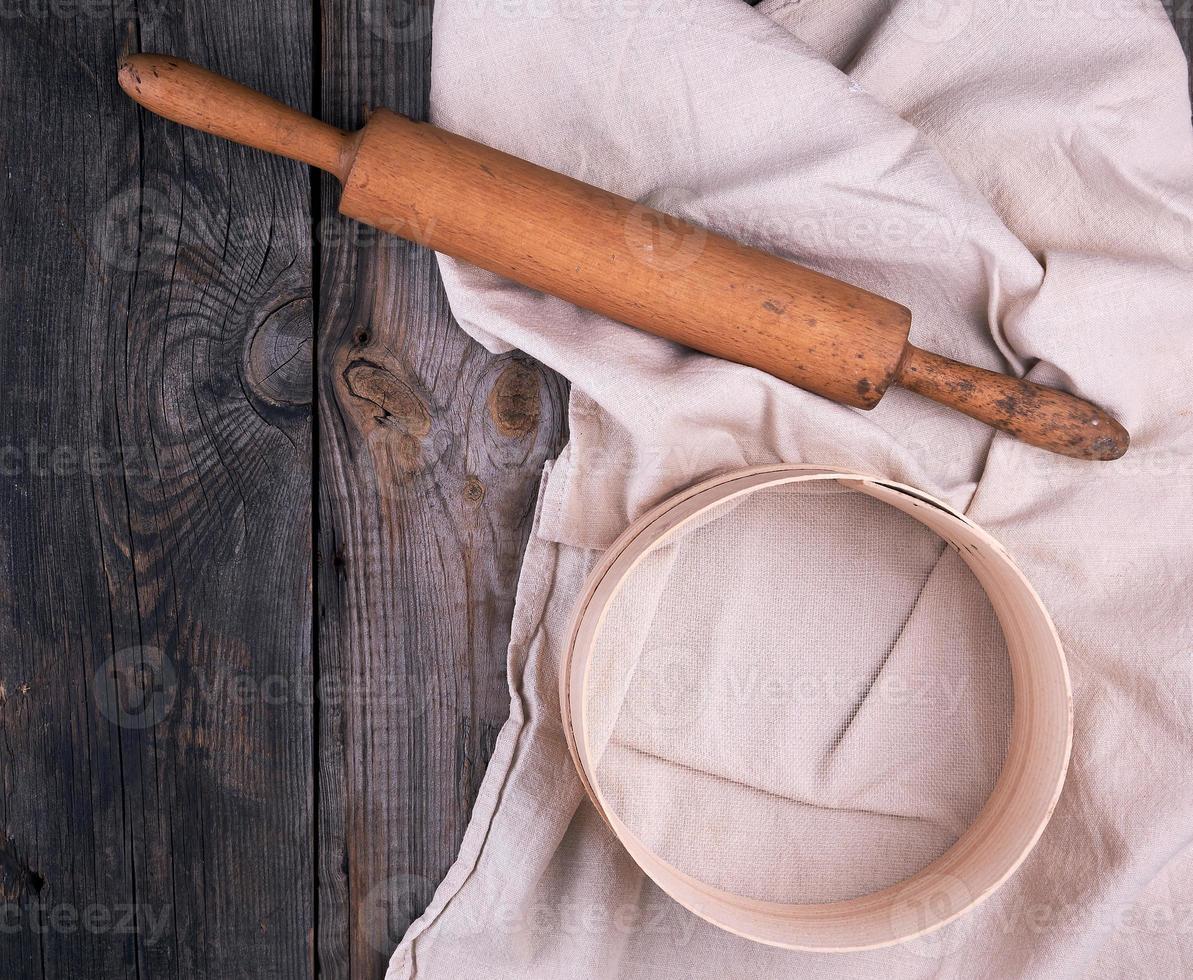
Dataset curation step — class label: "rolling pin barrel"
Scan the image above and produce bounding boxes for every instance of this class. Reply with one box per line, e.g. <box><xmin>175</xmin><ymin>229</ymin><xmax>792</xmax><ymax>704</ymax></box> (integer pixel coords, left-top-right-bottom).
<box><xmin>339</xmin><ymin>110</ymin><xmax>911</xmax><ymax>409</ymax></box>
<box><xmin>116</xmin><ymin>54</ymin><xmax>1129</xmax><ymax>460</ymax></box>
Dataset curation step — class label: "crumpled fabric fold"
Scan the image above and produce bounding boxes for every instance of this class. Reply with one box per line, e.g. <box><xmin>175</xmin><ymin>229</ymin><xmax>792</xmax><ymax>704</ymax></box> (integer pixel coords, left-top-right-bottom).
<box><xmin>390</xmin><ymin>1</ymin><xmax>1193</xmax><ymax>976</ymax></box>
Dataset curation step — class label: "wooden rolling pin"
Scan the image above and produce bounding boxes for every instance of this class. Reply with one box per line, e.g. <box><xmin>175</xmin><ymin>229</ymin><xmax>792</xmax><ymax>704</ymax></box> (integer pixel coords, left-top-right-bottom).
<box><xmin>117</xmin><ymin>54</ymin><xmax>1129</xmax><ymax>461</ymax></box>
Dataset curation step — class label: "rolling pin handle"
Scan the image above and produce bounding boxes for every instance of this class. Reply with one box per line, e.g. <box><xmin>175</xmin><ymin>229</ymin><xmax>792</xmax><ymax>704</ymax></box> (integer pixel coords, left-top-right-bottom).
<box><xmin>895</xmin><ymin>345</ymin><xmax>1129</xmax><ymax>461</ymax></box>
<box><xmin>117</xmin><ymin>54</ymin><xmax>356</xmax><ymax>181</ymax></box>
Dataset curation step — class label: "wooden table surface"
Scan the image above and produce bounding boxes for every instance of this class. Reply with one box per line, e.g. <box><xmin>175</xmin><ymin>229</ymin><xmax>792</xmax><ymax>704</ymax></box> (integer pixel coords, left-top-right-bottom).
<box><xmin>0</xmin><ymin>5</ymin><xmax>1189</xmax><ymax>979</ymax></box>
<box><xmin>0</xmin><ymin>3</ymin><xmax>567</xmax><ymax>977</ymax></box>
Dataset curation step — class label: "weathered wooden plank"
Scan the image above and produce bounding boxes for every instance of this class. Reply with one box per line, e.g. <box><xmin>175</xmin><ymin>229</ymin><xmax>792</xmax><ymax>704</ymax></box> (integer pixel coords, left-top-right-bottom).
<box><xmin>1172</xmin><ymin>1</ymin><xmax>1193</xmax><ymax>101</ymax></box>
<box><xmin>0</xmin><ymin>5</ymin><xmax>314</xmax><ymax>978</ymax></box>
<box><xmin>314</xmin><ymin>2</ymin><xmax>569</xmax><ymax>975</ymax></box>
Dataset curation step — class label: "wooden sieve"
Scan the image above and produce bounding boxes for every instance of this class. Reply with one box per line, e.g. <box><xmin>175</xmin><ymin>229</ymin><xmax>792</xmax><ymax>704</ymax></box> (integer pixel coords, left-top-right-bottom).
<box><xmin>560</xmin><ymin>464</ymin><xmax>1072</xmax><ymax>951</ymax></box>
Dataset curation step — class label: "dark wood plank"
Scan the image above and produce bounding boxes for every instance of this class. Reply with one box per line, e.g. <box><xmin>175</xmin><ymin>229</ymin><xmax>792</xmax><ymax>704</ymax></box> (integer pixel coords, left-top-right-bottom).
<box><xmin>314</xmin><ymin>2</ymin><xmax>569</xmax><ymax>976</ymax></box>
<box><xmin>1171</xmin><ymin>1</ymin><xmax>1193</xmax><ymax>101</ymax></box>
<box><xmin>0</xmin><ymin>6</ymin><xmax>314</xmax><ymax>978</ymax></box>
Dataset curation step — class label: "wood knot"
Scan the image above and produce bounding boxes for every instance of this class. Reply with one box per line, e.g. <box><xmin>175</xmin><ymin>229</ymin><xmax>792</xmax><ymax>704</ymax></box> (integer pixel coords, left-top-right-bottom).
<box><xmin>344</xmin><ymin>359</ymin><xmax>448</xmax><ymax>482</ymax></box>
<box><xmin>488</xmin><ymin>360</ymin><xmax>541</xmax><ymax>438</ymax></box>
<box><xmin>0</xmin><ymin>836</ymin><xmax>44</xmax><ymax>903</ymax></box>
<box><xmin>462</xmin><ymin>476</ymin><xmax>485</xmax><ymax>503</ymax></box>
<box><xmin>245</xmin><ymin>295</ymin><xmax>313</xmax><ymax>408</ymax></box>
<box><xmin>343</xmin><ymin>359</ymin><xmax>431</xmax><ymax>437</ymax></box>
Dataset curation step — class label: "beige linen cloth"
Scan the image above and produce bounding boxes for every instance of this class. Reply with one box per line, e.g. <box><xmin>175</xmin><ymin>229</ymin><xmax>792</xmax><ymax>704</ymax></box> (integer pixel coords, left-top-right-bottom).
<box><xmin>389</xmin><ymin>0</ymin><xmax>1193</xmax><ymax>976</ymax></box>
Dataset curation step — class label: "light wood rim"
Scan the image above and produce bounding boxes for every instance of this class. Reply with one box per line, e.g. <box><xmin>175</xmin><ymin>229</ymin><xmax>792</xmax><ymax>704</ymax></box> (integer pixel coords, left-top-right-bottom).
<box><xmin>560</xmin><ymin>464</ymin><xmax>1072</xmax><ymax>951</ymax></box>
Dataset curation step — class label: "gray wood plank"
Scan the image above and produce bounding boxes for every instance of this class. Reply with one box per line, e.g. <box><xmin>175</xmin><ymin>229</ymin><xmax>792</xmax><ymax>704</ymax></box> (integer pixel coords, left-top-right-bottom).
<box><xmin>314</xmin><ymin>2</ymin><xmax>569</xmax><ymax>976</ymax></box>
<box><xmin>0</xmin><ymin>6</ymin><xmax>314</xmax><ymax>978</ymax></box>
<box><xmin>1169</xmin><ymin>1</ymin><xmax>1193</xmax><ymax>101</ymax></box>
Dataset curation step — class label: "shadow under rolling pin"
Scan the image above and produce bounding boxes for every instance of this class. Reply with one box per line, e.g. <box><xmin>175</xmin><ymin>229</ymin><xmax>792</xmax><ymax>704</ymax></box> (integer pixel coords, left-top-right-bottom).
<box><xmin>117</xmin><ymin>54</ymin><xmax>1129</xmax><ymax>461</ymax></box>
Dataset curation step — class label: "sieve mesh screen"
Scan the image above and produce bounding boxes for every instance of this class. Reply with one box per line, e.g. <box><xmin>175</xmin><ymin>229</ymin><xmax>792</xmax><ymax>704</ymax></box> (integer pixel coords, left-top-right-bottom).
<box><xmin>585</xmin><ymin>480</ymin><xmax>1012</xmax><ymax>905</ymax></box>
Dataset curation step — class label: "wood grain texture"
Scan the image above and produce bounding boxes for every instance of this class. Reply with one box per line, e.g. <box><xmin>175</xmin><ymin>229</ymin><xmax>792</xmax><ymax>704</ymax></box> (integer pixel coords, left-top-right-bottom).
<box><xmin>0</xmin><ymin>5</ymin><xmax>315</xmax><ymax>979</ymax></box>
<box><xmin>0</xmin><ymin>4</ymin><xmax>567</xmax><ymax>978</ymax></box>
<box><xmin>314</xmin><ymin>3</ymin><xmax>568</xmax><ymax>977</ymax></box>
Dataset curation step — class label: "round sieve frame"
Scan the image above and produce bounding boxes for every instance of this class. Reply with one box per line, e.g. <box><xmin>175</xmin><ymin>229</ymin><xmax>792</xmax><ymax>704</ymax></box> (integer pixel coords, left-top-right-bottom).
<box><xmin>560</xmin><ymin>464</ymin><xmax>1072</xmax><ymax>952</ymax></box>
